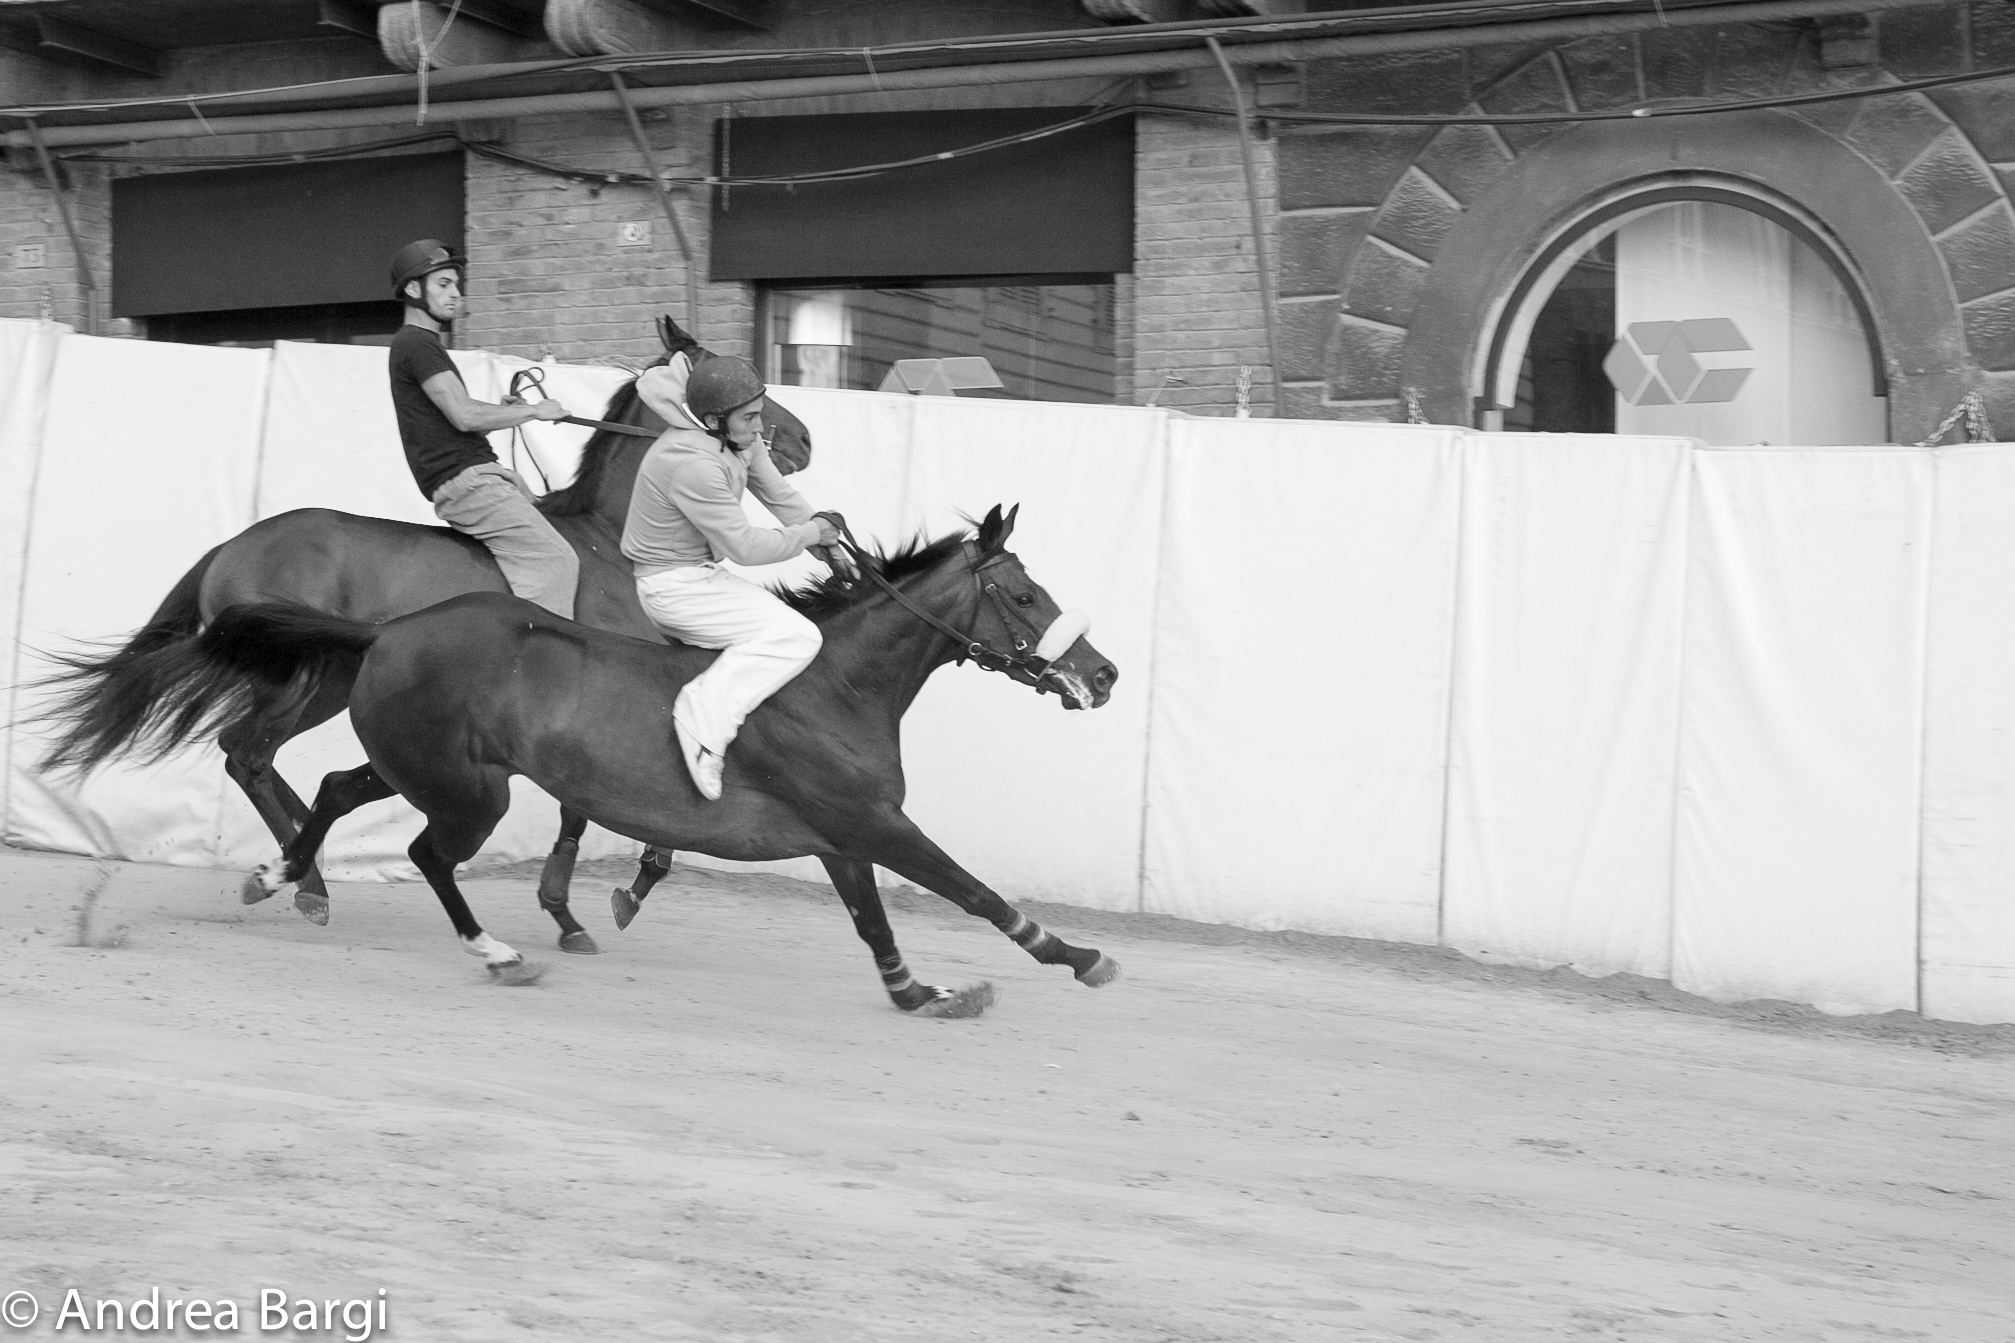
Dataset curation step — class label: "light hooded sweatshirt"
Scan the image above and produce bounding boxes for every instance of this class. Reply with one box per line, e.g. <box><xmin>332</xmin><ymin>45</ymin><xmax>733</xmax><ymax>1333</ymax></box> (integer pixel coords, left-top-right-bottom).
<box><xmin>621</xmin><ymin>426</ymin><xmax>820</xmax><ymax>575</ymax></box>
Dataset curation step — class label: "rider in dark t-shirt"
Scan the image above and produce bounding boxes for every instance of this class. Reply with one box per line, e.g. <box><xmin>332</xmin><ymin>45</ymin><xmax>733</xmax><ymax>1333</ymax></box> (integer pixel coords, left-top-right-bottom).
<box><xmin>387</xmin><ymin>239</ymin><xmax>580</xmax><ymax>619</ymax></box>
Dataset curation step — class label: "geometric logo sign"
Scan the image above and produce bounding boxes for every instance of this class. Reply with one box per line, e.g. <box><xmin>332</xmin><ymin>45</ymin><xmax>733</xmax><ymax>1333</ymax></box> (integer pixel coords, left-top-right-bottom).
<box><xmin>1603</xmin><ymin>318</ymin><xmax>1753</xmax><ymax>405</ymax></box>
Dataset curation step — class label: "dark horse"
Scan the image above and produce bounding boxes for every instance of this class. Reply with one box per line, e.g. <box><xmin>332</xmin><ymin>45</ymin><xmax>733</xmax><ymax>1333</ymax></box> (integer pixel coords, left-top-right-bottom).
<box><xmin>35</xmin><ymin>319</ymin><xmax>803</xmax><ymax>952</ymax></box>
<box><xmin>145</xmin><ymin>506</ymin><xmax>1119</xmax><ymax>1014</ymax></box>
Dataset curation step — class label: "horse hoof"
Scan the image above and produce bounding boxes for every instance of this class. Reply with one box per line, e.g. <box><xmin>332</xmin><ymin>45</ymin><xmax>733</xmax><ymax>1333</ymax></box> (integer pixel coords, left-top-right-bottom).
<box><xmin>239</xmin><ymin>872</ymin><xmax>277</xmax><ymax>905</ymax></box>
<box><xmin>488</xmin><ymin>959</ymin><xmax>548</xmax><ymax>987</ymax></box>
<box><xmin>911</xmin><ymin>982</ymin><xmax>996</xmax><ymax>1019</ymax></box>
<box><xmin>293</xmin><ymin>891</ymin><xmax>330</xmax><ymax>926</ymax></box>
<box><xmin>1075</xmin><ymin>954</ymin><xmax>1120</xmax><ymax>988</ymax></box>
<box><xmin>558</xmin><ymin>929</ymin><xmax>600</xmax><ymax>955</ymax></box>
<box><xmin>611</xmin><ymin>887</ymin><xmax>643</xmax><ymax>931</ymax></box>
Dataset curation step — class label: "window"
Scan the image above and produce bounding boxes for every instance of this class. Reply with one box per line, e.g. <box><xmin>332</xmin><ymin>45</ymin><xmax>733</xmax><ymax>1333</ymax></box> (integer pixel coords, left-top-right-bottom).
<box><xmin>1494</xmin><ymin>190</ymin><xmax>1886</xmax><ymax>445</ymax></box>
<box><xmin>763</xmin><ymin>280</ymin><xmax>1117</xmax><ymax>404</ymax></box>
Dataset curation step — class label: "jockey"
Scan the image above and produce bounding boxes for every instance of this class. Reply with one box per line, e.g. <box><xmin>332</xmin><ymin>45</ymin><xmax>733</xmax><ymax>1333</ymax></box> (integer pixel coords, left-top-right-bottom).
<box><xmin>622</xmin><ymin>355</ymin><xmax>853</xmax><ymax>801</ymax></box>
<box><xmin>386</xmin><ymin>239</ymin><xmax>580</xmax><ymax>619</ymax></box>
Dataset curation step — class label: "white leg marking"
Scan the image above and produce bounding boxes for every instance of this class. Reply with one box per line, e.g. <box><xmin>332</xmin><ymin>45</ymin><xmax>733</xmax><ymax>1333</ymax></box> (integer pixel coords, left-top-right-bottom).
<box><xmin>461</xmin><ymin>932</ymin><xmax>523</xmax><ymax>967</ymax></box>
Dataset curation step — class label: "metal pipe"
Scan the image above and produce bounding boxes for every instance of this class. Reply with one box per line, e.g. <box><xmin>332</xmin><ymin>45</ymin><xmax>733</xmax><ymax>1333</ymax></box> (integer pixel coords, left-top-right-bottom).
<box><xmin>25</xmin><ymin>120</ymin><xmax>99</xmax><ymax>334</ymax></box>
<box><xmin>610</xmin><ymin>71</ymin><xmax>699</xmax><ymax>330</ymax></box>
<box><xmin>2</xmin><ymin>0</ymin><xmax>1960</xmax><ymax>149</ymax></box>
<box><xmin>1206</xmin><ymin>35</ymin><xmax>1284</xmax><ymax>418</ymax></box>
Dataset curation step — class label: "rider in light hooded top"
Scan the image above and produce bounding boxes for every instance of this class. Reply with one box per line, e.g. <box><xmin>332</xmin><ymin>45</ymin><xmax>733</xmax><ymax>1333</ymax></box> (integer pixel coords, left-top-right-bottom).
<box><xmin>621</xmin><ymin>355</ymin><xmax>854</xmax><ymax>801</ymax></box>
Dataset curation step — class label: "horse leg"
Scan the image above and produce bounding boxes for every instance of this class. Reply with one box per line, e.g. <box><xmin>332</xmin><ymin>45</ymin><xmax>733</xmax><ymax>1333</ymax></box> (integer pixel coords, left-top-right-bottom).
<box><xmin>219</xmin><ymin>682</ymin><xmax>348</xmax><ymax>926</ymax></box>
<box><xmin>240</xmin><ymin>764</ymin><xmax>395</xmax><ymax>905</ymax></box>
<box><xmin>535</xmin><ymin>806</ymin><xmax>599</xmax><ymax>956</ymax></box>
<box><xmin>610</xmin><ymin>845</ymin><xmax>676</xmax><ymax>931</ymax></box>
<box><xmin>854</xmin><ymin>813</ymin><xmax>1119</xmax><ymax>988</ymax></box>
<box><xmin>407</xmin><ymin>785</ymin><xmax>542</xmax><ymax>985</ymax></box>
<box><xmin>819</xmin><ymin>856</ymin><xmax>994</xmax><ymax>1018</ymax></box>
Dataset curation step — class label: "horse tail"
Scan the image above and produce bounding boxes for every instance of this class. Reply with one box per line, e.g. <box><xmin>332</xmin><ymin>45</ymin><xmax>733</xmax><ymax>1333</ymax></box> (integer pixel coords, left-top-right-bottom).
<box><xmin>32</xmin><ymin>545</ymin><xmax>223</xmax><ymax>774</ymax></box>
<box><xmin>33</xmin><ymin>591</ymin><xmax>379</xmax><ymax>776</ymax></box>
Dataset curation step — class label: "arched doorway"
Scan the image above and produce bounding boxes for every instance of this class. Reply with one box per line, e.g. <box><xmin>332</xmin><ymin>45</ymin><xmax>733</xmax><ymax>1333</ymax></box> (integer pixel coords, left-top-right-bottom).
<box><xmin>1486</xmin><ymin>185</ymin><xmax>1887</xmax><ymax>445</ymax></box>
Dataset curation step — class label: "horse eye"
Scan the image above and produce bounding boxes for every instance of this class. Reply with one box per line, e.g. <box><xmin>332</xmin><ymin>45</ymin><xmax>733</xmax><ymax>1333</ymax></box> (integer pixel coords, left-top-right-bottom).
<box><xmin>1014</xmin><ymin>593</ymin><xmax>1034</xmax><ymax>607</ymax></box>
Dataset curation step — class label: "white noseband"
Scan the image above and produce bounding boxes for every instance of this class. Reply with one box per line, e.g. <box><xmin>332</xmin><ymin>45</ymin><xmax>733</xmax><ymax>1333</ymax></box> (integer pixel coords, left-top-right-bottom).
<box><xmin>1034</xmin><ymin>609</ymin><xmax>1091</xmax><ymax>662</ymax></box>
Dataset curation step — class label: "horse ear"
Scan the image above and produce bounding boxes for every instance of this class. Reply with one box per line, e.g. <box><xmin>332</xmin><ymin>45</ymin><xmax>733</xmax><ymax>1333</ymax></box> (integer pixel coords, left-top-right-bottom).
<box><xmin>658</xmin><ymin>315</ymin><xmax>701</xmax><ymax>359</ymax></box>
<box><xmin>977</xmin><ymin>504</ymin><xmax>1018</xmax><ymax>554</ymax></box>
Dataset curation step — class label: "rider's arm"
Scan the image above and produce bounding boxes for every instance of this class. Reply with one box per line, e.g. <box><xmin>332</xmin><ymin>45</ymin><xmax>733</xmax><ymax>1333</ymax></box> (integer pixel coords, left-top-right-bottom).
<box><xmin>421</xmin><ymin>370</ymin><xmax>568</xmax><ymax>434</ymax></box>
<box><xmin>670</xmin><ymin>458</ymin><xmax>823</xmax><ymax>567</ymax></box>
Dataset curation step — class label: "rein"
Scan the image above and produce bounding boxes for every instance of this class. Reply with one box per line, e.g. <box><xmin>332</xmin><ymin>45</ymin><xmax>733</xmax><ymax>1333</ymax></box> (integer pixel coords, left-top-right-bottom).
<box><xmin>509</xmin><ymin>367</ymin><xmax>660</xmax><ymax>438</ymax></box>
<box><xmin>826</xmin><ymin>518</ymin><xmax>1064</xmax><ymax>696</ymax></box>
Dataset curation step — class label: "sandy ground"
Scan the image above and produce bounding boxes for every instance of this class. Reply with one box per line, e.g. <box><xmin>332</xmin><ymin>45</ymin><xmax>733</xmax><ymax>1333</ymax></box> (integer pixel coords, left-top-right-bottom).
<box><xmin>1</xmin><ymin>845</ymin><xmax>2011</xmax><ymax>1343</ymax></box>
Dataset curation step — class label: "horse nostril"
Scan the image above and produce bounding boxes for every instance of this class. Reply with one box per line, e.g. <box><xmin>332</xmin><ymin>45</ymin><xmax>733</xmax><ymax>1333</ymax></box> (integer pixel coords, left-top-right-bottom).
<box><xmin>1093</xmin><ymin>665</ymin><xmax>1117</xmax><ymax>691</ymax></box>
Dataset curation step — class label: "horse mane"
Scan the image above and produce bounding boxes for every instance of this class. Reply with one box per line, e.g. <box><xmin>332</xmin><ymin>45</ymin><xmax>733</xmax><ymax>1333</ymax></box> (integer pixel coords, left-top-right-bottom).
<box><xmin>537</xmin><ymin>358</ymin><xmax>665</xmax><ymax>519</ymax></box>
<box><xmin>776</xmin><ymin>529</ymin><xmax>972</xmax><ymax>620</ymax></box>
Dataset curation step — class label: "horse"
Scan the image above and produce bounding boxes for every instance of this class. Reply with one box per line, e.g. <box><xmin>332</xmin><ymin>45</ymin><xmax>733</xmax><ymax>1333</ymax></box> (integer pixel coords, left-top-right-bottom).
<box><xmin>33</xmin><ymin>317</ymin><xmax>806</xmax><ymax>953</ymax></box>
<box><xmin>139</xmin><ymin>505</ymin><xmax>1119</xmax><ymax>1015</ymax></box>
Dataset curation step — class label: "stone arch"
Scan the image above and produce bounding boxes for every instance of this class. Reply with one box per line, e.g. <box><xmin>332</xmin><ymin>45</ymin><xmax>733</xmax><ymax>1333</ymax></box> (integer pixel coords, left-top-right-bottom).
<box><xmin>1397</xmin><ymin>109</ymin><xmax>1972</xmax><ymax>438</ymax></box>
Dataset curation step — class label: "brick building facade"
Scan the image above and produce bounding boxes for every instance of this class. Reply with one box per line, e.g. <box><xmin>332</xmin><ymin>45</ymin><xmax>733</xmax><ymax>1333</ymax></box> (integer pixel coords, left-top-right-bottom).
<box><xmin>5</xmin><ymin>1</ymin><xmax>2014</xmax><ymax>440</ymax></box>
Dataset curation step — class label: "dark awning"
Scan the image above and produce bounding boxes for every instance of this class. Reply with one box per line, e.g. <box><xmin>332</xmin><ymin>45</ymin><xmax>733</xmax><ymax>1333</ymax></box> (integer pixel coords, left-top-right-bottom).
<box><xmin>709</xmin><ymin>109</ymin><xmax>1134</xmax><ymax>282</ymax></box>
<box><xmin>111</xmin><ymin>149</ymin><xmax>463</xmax><ymax>316</ymax></box>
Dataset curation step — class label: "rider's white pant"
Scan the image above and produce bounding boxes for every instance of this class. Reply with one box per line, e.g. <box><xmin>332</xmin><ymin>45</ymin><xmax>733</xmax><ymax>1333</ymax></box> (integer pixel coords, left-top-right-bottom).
<box><xmin>635</xmin><ymin>564</ymin><xmax>822</xmax><ymax>756</ymax></box>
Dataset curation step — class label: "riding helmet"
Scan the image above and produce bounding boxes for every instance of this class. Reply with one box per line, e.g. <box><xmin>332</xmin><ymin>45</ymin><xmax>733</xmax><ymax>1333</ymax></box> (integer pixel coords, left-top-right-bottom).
<box><xmin>685</xmin><ymin>355</ymin><xmax>766</xmax><ymax>421</ymax></box>
<box><xmin>389</xmin><ymin>239</ymin><xmax>465</xmax><ymax>298</ymax></box>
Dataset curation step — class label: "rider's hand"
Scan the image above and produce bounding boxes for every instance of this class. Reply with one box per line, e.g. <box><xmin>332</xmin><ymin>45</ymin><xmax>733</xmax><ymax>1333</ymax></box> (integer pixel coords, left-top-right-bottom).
<box><xmin>814</xmin><ymin>517</ymin><xmax>843</xmax><ymax>547</ymax></box>
<box><xmin>531</xmin><ymin>399</ymin><xmax>570</xmax><ymax>422</ymax></box>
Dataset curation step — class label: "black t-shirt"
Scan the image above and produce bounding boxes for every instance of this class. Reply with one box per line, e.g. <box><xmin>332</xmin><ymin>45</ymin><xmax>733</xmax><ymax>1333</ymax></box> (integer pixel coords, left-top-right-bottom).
<box><xmin>388</xmin><ymin>325</ymin><xmax>497</xmax><ymax>498</ymax></box>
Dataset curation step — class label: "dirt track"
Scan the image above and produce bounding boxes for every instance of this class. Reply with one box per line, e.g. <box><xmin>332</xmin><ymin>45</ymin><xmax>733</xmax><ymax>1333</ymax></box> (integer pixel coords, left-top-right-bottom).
<box><xmin>1</xmin><ymin>845</ymin><xmax>2011</xmax><ymax>1342</ymax></box>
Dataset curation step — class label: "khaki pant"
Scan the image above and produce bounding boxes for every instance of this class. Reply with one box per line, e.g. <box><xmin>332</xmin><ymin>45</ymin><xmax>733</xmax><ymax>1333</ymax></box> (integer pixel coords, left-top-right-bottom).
<box><xmin>431</xmin><ymin>463</ymin><xmax>578</xmax><ymax>620</ymax></box>
<box><xmin>636</xmin><ymin>564</ymin><xmax>822</xmax><ymax>754</ymax></box>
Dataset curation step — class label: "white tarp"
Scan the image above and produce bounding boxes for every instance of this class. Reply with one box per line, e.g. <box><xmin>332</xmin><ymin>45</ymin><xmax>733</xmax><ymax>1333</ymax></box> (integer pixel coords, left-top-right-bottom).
<box><xmin>897</xmin><ymin>395</ymin><xmax>1168</xmax><ymax>911</ymax></box>
<box><xmin>7</xmin><ymin>318</ymin><xmax>2015</xmax><ymax>1022</ymax></box>
<box><xmin>1140</xmin><ymin>418</ymin><xmax>1462</xmax><ymax>942</ymax></box>
<box><xmin>1920</xmin><ymin>446</ymin><xmax>2015</xmax><ymax>1023</ymax></box>
<box><xmin>5</xmin><ymin>335</ymin><xmax>269</xmax><ymax>865</ymax></box>
<box><xmin>1674</xmin><ymin>448</ymin><xmax>1931</xmax><ymax>1015</ymax></box>
<box><xmin>0</xmin><ymin>321</ymin><xmax>65</xmax><ymax>834</ymax></box>
<box><xmin>1441</xmin><ymin>433</ymin><xmax>1692</xmax><ymax>978</ymax></box>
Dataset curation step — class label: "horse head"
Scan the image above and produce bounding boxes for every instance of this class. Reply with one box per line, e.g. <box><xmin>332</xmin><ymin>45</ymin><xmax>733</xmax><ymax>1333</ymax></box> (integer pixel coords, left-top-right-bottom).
<box><xmin>964</xmin><ymin>504</ymin><xmax>1116</xmax><ymax>711</ymax></box>
<box><xmin>656</xmin><ymin>315</ymin><xmax>813</xmax><ymax>474</ymax></box>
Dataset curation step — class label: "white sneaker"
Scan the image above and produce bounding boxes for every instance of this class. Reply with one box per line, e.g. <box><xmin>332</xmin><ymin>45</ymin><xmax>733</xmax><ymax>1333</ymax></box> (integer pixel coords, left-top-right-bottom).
<box><xmin>674</xmin><ymin>714</ymin><xmax>725</xmax><ymax>801</ymax></box>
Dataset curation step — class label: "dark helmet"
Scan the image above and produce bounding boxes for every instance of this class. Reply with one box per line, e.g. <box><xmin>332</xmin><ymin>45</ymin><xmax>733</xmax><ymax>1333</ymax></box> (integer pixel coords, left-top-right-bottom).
<box><xmin>389</xmin><ymin>239</ymin><xmax>464</xmax><ymax>299</ymax></box>
<box><xmin>685</xmin><ymin>355</ymin><xmax>766</xmax><ymax>422</ymax></box>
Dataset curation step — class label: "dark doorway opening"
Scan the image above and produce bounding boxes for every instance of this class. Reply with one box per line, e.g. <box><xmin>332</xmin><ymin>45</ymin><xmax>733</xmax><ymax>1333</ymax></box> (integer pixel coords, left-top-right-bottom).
<box><xmin>1504</xmin><ymin>234</ymin><xmax>1616</xmax><ymax>434</ymax></box>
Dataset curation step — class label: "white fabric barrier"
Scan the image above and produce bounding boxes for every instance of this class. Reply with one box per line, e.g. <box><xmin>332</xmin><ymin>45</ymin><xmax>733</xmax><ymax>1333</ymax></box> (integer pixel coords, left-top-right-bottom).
<box><xmin>5</xmin><ymin>335</ymin><xmax>269</xmax><ymax>865</ymax></box>
<box><xmin>1141</xmin><ymin>418</ymin><xmax>1462</xmax><ymax>942</ymax></box>
<box><xmin>1674</xmin><ymin>448</ymin><xmax>1931</xmax><ymax>1016</ymax></box>
<box><xmin>10</xmin><ymin>317</ymin><xmax>2015</xmax><ymax>1022</ymax></box>
<box><xmin>1920</xmin><ymin>445</ymin><xmax>2015</xmax><ymax>1023</ymax></box>
<box><xmin>1442</xmin><ymin>433</ymin><xmax>1692</xmax><ymax>978</ymax></box>
<box><xmin>898</xmin><ymin>395</ymin><xmax>1168</xmax><ymax>911</ymax></box>
<box><xmin>0</xmin><ymin>321</ymin><xmax>64</xmax><ymax>833</ymax></box>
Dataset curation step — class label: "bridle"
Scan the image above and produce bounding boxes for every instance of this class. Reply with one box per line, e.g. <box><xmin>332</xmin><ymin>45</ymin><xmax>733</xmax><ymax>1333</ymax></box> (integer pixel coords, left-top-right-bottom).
<box><xmin>826</xmin><ymin>517</ymin><xmax>1080</xmax><ymax>697</ymax></box>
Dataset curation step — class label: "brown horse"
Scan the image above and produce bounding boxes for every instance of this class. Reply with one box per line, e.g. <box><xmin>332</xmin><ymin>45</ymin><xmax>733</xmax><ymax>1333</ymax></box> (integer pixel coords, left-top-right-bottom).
<box><xmin>34</xmin><ymin>318</ymin><xmax>807</xmax><ymax>952</ymax></box>
<box><xmin>107</xmin><ymin>507</ymin><xmax>1120</xmax><ymax>1015</ymax></box>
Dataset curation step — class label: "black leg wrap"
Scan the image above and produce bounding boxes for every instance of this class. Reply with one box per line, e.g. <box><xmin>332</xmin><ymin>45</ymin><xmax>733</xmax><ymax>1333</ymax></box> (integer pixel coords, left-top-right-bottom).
<box><xmin>641</xmin><ymin>846</ymin><xmax>672</xmax><ymax>874</ymax></box>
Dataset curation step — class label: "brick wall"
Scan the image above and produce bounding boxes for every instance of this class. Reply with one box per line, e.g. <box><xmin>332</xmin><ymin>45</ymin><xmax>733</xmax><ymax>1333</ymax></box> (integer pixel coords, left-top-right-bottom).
<box><xmin>0</xmin><ymin>160</ymin><xmax>120</xmax><ymax>336</ymax></box>
<box><xmin>1132</xmin><ymin>92</ymin><xmax>1279</xmax><ymax>418</ymax></box>
<box><xmin>458</xmin><ymin>107</ymin><xmax>736</xmax><ymax>365</ymax></box>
